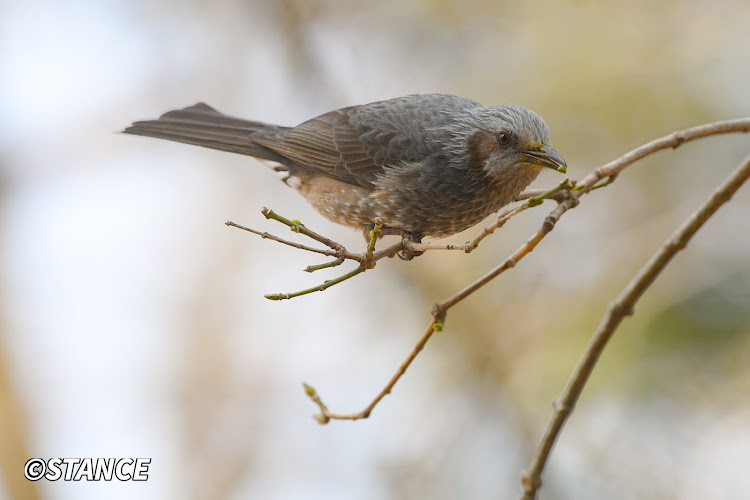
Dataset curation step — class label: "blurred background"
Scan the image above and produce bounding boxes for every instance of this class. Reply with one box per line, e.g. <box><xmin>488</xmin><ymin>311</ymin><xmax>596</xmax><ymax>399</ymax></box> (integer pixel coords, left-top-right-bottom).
<box><xmin>2</xmin><ymin>0</ymin><xmax>750</xmax><ymax>498</ymax></box>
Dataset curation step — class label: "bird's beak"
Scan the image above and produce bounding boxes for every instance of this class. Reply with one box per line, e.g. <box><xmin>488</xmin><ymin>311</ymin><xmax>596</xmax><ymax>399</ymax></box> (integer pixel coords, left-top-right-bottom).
<box><xmin>522</xmin><ymin>144</ymin><xmax>567</xmax><ymax>174</ymax></box>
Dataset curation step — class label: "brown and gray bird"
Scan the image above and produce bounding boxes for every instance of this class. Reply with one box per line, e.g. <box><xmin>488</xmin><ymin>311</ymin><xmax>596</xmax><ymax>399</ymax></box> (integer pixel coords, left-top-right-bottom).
<box><xmin>124</xmin><ymin>94</ymin><xmax>566</xmax><ymax>242</ymax></box>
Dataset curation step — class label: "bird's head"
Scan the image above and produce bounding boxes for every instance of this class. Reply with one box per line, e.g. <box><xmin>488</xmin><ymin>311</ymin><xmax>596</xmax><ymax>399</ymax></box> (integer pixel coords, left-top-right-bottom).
<box><xmin>461</xmin><ymin>105</ymin><xmax>566</xmax><ymax>178</ymax></box>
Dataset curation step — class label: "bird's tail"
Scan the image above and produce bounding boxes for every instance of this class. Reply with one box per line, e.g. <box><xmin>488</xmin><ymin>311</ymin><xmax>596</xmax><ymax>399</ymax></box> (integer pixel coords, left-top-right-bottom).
<box><xmin>123</xmin><ymin>103</ymin><xmax>288</xmax><ymax>162</ymax></box>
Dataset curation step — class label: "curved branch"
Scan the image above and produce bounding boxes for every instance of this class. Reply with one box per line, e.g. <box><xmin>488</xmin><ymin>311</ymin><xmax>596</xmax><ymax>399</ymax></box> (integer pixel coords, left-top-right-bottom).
<box><xmin>579</xmin><ymin>118</ymin><xmax>750</xmax><ymax>191</ymax></box>
<box><xmin>520</xmin><ymin>151</ymin><xmax>750</xmax><ymax>499</ymax></box>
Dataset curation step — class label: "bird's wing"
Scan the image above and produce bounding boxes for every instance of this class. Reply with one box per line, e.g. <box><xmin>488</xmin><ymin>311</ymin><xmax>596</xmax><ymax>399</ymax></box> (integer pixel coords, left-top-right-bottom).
<box><xmin>253</xmin><ymin>106</ymin><xmax>390</xmax><ymax>188</ymax></box>
<box><xmin>254</xmin><ymin>94</ymin><xmax>481</xmax><ymax>188</ymax></box>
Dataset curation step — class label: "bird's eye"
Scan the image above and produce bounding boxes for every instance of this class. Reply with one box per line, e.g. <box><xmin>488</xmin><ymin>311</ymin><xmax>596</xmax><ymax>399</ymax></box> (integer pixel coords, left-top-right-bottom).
<box><xmin>496</xmin><ymin>132</ymin><xmax>511</xmax><ymax>146</ymax></box>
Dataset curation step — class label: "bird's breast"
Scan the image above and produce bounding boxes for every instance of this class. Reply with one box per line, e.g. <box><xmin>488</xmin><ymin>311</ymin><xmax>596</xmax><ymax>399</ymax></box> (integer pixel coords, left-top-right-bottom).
<box><xmin>287</xmin><ymin>163</ymin><xmax>542</xmax><ymax>239</ymax></box>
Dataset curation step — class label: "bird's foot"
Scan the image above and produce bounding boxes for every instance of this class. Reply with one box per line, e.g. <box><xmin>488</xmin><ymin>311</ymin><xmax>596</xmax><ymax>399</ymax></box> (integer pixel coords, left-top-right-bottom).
<box><xmin>398</xmin><ymin>232</ymin><xmax>424</xmax><ymax>261</ymax></box>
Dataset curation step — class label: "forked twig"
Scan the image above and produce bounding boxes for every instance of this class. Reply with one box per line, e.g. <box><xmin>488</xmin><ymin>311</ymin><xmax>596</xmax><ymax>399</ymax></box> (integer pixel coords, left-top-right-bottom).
<box><xmin>304</xmin><ymin>193</ymin><xmax>579</xmax><ymax>423</ymax></box>
<box><xmin>227</xmin><ymin>181</ymin><xmax>573</xmax><ymax>299</ymax></box>
<box><xmin>262</xmin><ymin>217</ymin><xmax>383</xmax><ymax>300</ymax></box>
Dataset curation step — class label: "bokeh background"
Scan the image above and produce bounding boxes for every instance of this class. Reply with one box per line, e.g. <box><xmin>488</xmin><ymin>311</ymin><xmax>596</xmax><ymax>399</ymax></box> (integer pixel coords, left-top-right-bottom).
<box><xmin>2</xmin><ymin>1</ymin><xmax>750</xmax><ymax>499</ymax></box>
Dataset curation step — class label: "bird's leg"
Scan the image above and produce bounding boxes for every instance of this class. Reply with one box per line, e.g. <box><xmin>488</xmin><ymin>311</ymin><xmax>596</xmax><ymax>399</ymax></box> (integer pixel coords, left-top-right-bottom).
<box><xmin>363</xmin><ymin>225</ymin><xmax>423</xmax><ymax>260</ymax></box>
<box><xmin>397</xmin><ymin>231</ymin><xmax>424</xmax><ymax>261</ymax></box>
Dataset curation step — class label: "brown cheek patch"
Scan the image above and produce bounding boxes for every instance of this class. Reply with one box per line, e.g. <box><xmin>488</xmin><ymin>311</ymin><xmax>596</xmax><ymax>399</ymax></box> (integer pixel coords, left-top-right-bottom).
<box><xmin>467</xmin><ymin>130</ymin><xmax>496</xmax><ymax>172</ymax></box>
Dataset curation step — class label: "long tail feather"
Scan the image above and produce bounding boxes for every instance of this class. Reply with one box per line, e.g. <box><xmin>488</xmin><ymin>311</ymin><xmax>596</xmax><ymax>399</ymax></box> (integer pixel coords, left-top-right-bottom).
<box><xmin>123</xmin><ymin>103</ymin><xmax>288</xmax><ymax>161</ymax></box>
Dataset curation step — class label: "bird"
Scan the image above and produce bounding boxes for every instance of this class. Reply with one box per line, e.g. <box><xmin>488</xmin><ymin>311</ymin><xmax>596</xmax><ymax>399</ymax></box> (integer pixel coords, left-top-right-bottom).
<box><xmin>123</xmin><ymin>94</ymin><xmax>566</xmax><ymax>246</ymax></box>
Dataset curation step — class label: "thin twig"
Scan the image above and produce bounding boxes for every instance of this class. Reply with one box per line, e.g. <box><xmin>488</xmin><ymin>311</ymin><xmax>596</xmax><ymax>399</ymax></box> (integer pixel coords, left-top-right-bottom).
<box><xmin>304</xmin><ymin>317</ymin><xmax>442</xmax><ymax>423</ymax></box>
<box><xmin>304</xmin><ymin>257</ymin><xmax>345</xmax><ymax>273</ymax></box>
<box><xmin>466</xmin><ymin>204</ymin><xmax>531</xmax><ymax>251</ymax></box>
<box><xmin>394</xmin><ymin>204</ymin><xmax>532</xmax><ymax>254</ymax></box>
<box><xmin>305</xmin><ymin>195</ymin><xmax>578</xmax><ymax>422</ymax></box>
<box><xmin>225</xmin><ymin>220</ymin><xmax>341</xmax><ymax>258</ymax></box>
<box><xmin>404</xmin><ymin>183</ymin><xmax>576</xmax><ymax>255</ymax></box>
<box><xmin>516</xmin><ymin>187</ymin><xmax>576</xmax><ymax>203</ymax></box>
<box><xmin>520</xmin><ymin>151</ymin><xmax>750</xmax><ymax>500</ymax></box>
<box><xmin>228</xmin><ymin>213</ymin><xmax>406</xmax><ymax>264</ymax></box>
<box><xmin>578</xmin><ymin>118</ymin><xmax>750</xmax><ymax>193</ymax></box>
<box><xmin>264</xmin><ymin>265</ymin><xmax>365</xmax><ymax>301</ymax></box>
<box><xmin>264</xmin><ymin>218</ymin><xmax>383</xmax><ymax>300</ymax></box>
<box><xmin>372</xmin><ymin>240</ymin><xmax>409</xmax><ymax>261</ymax></box>
<box><xmin>528</xmin><ymin>178</ymin><xmax>572</xmax><ymax>207</ymax></box>
<box><xmin>261</xmin><ymin>207</ymin><xmax>348</xmax><ymax>254</ymax></box>
<box><xmin>440</xmin><ymin>197</ymin><xmax>578</xmax><ymax>311</ymax></box>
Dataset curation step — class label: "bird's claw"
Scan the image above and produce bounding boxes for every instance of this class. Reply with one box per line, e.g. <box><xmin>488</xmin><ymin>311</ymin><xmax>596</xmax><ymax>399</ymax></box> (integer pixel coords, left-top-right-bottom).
<box><xmin>397</xmin><ymin>249</ymin><xmax>424</xmax><ymax>261</ymax></box>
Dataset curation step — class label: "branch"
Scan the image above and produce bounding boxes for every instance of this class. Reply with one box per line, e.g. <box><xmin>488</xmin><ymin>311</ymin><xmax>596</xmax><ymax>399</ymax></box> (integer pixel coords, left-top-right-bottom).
<box><xmin>578</xmin><ymin>118</ymin><xmax>750</xmax><ymax>192</ymax></box>
<box><xmin>520</xmin><ymin>151</ymin><xmax>750</xmax><ymax>499</ymax></box>
<box><xmin>226</xmin><ymin>184</ymin><xmax>565</xmax><ymax>297</ymax></box>
<box><xmin>263</xmin><ymin>218</ymin><xmax>383</xmax><ymax>300</ymax></box>
<box><xmin>261</xmin><ymin>207</ymin><xmax>348</xmax><ymax>255</ymax></box>
<box><xmin>225</xmin><ymin>220</ymin><xmax>342</xmax><ymax>258</ymax></box>
<box><xmin>439</xmin><ymin>196</ymin><xmax>578</xmax><ymax>311</ymax></box>
<box><xmin>304</xmin><ymin>193</ymin><xmax>578</xmax><ymax>422</ymax></box>
<box><xmin>305</xmin><ymin>118</ymin><xmax>750</xmax><ymax>425</ymax></box>
<box><xmin>304</xmin><ymin>316</ymin><xmax>443</xmax><ymax>424</ymax></box>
